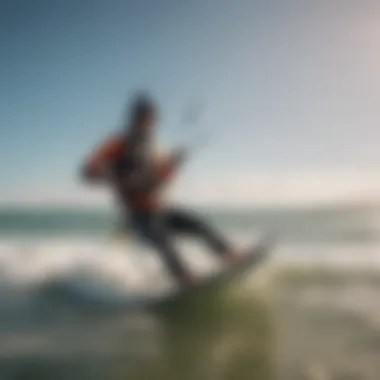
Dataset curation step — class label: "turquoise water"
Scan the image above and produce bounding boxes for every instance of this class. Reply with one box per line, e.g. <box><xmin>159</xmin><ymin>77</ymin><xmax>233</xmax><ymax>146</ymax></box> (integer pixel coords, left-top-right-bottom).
<box><xmin>0</xmin><ymin>204</ymin><xmax>377</xmax><ymax>242</ymax></box>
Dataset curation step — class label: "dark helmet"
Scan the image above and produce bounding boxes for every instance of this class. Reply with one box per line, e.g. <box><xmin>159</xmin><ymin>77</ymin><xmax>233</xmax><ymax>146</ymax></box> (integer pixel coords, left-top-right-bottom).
<box><xmin>129</xmin><ymin>92</ymin><xmax>157</xmax><ymax>124</ymax></box>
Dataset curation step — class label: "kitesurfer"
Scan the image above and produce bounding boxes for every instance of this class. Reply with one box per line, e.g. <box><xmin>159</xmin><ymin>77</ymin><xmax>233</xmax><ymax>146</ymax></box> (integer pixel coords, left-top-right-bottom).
<box><xmin>80</xmin><ymin>93</ymin><xmax>240</xmax><ymax>287</ymax></box>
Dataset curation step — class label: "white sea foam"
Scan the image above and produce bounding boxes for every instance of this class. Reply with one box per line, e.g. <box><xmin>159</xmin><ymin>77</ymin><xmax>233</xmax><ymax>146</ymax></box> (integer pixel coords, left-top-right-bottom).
<box><xmin>0</xmin><ymin>236</ymin><xmax>240</xmax><ymax>305</ymax></box>
<box><xmin>0</xmin><ymin>235</ymin><xmax>378</xmax><ymax>301</ymax></box>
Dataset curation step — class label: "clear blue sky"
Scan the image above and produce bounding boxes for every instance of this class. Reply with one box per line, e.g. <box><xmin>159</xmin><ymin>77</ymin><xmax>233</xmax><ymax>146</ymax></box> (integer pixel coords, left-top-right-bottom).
<box><xmin>1</xmin><ymin>0</ymin><xmax>380</xmax><ymax>205</ymax></box>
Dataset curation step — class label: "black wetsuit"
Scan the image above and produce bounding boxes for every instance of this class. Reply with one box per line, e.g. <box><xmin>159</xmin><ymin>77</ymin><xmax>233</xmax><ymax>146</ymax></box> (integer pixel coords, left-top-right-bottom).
<box><xmin>130</xmin><ymin>208</ymin><xmax>232</xmax><ymax>283</ymax></box>
<box><xmin>110</xmin><ymin>133</ymin><xmax>231</xmax><ymax>283</ymax></box>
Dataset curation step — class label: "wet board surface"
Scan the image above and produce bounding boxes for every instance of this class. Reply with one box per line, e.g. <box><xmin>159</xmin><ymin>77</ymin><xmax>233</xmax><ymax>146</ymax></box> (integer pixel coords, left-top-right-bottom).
<box><xmin>145</xmin><ymin>237</ymin><xmax>273</xmax><ymax>309</ymax></box>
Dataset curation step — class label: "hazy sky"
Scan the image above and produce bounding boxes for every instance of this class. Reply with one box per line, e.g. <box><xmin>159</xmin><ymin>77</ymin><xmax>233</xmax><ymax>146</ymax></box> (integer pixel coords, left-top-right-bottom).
<box><xmin>1</xmin><ymin>0</ymin><xmax>380</xmax><ymax>206</ymax></box>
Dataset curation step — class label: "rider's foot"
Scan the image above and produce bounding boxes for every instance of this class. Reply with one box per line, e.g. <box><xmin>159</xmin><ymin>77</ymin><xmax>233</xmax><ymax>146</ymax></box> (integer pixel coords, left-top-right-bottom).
<box><xmin>179</xmin><ymin>272</ymin><xmax>199</xmax><ymax>289</ymax></box>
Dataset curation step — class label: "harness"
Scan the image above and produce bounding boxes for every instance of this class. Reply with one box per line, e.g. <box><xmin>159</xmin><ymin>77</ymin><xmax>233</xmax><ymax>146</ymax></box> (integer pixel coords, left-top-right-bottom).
<box><xmin>111</xmin><ymin>132</ymin><xmax>155</xmax><ymax>187</ymax></box>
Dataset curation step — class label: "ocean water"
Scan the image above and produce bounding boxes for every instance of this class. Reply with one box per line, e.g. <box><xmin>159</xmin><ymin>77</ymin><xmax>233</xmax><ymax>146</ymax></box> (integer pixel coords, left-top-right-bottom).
<box><xmin>0</xmin><ymin>204</ymin><xmax>379</xmax><ymax>379</ymax></box>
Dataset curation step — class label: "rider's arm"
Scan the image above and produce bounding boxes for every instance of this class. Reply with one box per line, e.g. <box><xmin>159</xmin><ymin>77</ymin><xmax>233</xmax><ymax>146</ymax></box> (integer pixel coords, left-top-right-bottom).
<box><xmin>80</xmin><ymin>134</ymin><xmax>125</xmax><ymax>183</ymax></box>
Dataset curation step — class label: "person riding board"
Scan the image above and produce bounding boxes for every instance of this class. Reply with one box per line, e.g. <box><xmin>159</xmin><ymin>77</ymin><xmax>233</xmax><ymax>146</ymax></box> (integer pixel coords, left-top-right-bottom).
<box><xmin>80</xmin><ymin>93</ymin><xmax>241</xmax><ymax>288</ymax></box>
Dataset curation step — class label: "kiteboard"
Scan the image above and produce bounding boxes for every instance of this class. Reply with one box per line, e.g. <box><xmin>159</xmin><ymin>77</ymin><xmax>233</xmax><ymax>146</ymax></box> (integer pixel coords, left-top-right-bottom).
<box><xmin>147</xmin><ymin>236</ymin><xmax>273</xmax><ymax>309</ymax></box>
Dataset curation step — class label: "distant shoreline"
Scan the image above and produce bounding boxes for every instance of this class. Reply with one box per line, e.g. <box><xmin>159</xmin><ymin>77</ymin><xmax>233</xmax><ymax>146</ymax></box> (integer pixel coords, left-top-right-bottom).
<box><xmin>0</xmin><ymin>200</ymin><xmax>378</xmax><ymax>214</ymax></box>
